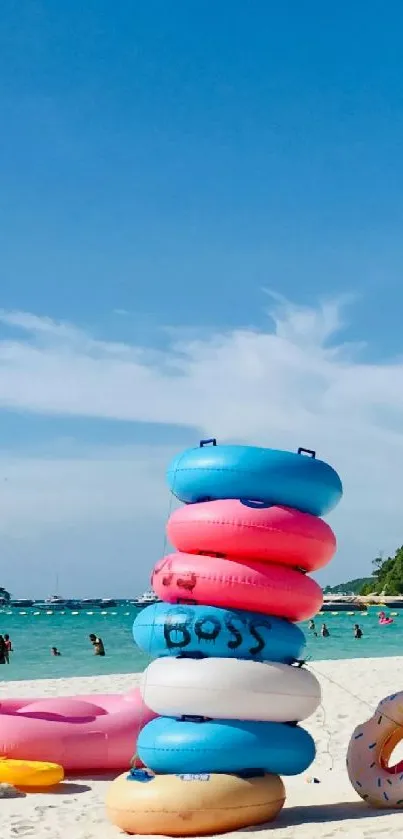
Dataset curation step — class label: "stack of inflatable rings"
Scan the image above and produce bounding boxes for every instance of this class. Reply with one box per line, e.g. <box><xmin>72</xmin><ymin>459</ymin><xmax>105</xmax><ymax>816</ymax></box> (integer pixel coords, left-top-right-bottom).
<box><xmin>108</xmin><ymin>440</ymin><xmax>343</xmax><ymax>836</ymax></box>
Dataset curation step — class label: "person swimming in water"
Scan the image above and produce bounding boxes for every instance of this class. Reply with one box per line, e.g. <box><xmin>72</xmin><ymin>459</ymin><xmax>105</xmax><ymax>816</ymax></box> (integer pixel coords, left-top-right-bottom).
<box><xmin>321</xmin><ymin>623</ymin><xmax>330</xmax><ymax>637</ymax></box>
<box><xmin>89</xmin><ymin>634</ymin><xmax>105</xmax><ymax>656</ymax></box>
<box><xmin>51</xmin><ymin>647</ymin><xmax>61</xmax><ymax>656</ymax></box>
<box><xmin>354</xmin><ymin>624</ymin><xmax>363</xmax><ymax>639</ymax></box>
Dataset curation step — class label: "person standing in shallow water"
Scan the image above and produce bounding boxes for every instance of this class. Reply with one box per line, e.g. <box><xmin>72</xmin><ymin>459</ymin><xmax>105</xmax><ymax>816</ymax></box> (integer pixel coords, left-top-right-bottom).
<box><xmin>3</xmin><ymin>634</ymin><xmax>11</xmax><ymax>663</ymax></box>
<box><xmin>0</xmin><ymin>635</ymin><xmax>7</xmax><ymax>664</ymax></box>
<box><xmin>321</xmin><ymin>623</ymin><xmax>330</xmax><ymax>637</ymax></box>
<box><xmin>354</xmin><ymin>624</ymin><xmax>363</xmax><ymax>639</ymax></box>
<box><xmin>89</xmin><ymin>633</ymin><xmax>105</xmax><ymax>656</ymax></box>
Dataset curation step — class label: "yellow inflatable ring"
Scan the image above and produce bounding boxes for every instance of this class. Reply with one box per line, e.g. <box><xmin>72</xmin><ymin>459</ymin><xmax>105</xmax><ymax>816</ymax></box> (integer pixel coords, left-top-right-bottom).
<box><xmin>0</xmin><ymin>758</ymin><xmax>64</xmax><ymax>788</ymax></box>
<box><xmin>347</xmin><ymin>691</ymin><xmax>403</xmax><ymax>807</ymax></box>
<box><xmin>106</xmin><ymin>768</ymin><xmax>285</xmax><ymax>835</ymax></box>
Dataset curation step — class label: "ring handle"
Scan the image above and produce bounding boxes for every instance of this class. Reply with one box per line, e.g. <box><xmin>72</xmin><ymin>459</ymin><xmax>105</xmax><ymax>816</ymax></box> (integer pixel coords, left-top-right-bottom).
<box><xmin>199</xmin><ymin>438</ymin><xmax>217</xmax><ymax>447</ymax></box>
<box><xmin>240</xmin><ymin>499</ymin><xmax>273</xmax><ymax>509</ymax></box>
<box><xmin>297</xmin><ymin>447</ymin><xmax>316</xmax><ymax>459</ymax></box>
<box><xmin>176</xmin><ymin>652</ymin><xmax>207</xmax><ymax>659</ymax></box>
<box><xmin>128</xmin><ymin>769</ymin><xmax>154</xmax><ymax>783</ymax></box>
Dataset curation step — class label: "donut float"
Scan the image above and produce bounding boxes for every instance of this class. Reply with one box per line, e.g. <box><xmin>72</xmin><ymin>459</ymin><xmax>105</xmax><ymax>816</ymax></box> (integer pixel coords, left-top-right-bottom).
<box><xmin>140</xmin><ymin>657</ymin><xmax>321</xmax><ymax>722</ymax></box>
<box><xmin>167</xmin><ymin>499</ymin><xmax>336</xmax><ymax>571</ymax></box>
<box><xmin>347</xmin><ymin>691</ymin><xmax>403</xmax><ymax>807</ymax></box>
<box><xmin>167</xmin><ymin>441</ymin><xmax>342</xmax><ymax>516</ymax></box>
<box><xmin>106</xmin><ymin>768</ymin><xmax>285</xmax><ymax>835</ymax></box>
<box><xmin>152</xmin><ymin>552</ymin><xmax>323</xmax><ymax>621</ymax></box>
<box><xmin>0</xmin><ymin>758</ymin><xmax>64</xmax><ymax>788</ymax></box>
<box><xmin>133</xmin><ymin>602</ymin><xmax>306</xmax><ymax>663</ymax></box>
<box><xmin>138</xmin><ymin>716</ymin><xmax>316</xmax><ymax>776</ymax></box>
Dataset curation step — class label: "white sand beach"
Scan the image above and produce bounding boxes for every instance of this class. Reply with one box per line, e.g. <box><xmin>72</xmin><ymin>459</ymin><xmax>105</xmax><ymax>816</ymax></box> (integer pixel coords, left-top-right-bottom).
<box><xmin>1</xmin><ymin>657</ymin><xmax>403</xmax><ymax>838</ymax></box>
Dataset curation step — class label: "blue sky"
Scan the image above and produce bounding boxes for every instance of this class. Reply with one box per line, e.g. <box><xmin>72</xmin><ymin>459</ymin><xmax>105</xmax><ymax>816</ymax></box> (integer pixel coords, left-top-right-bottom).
<box><xmin>1</xmin><ymin>2</ymin><xmax>403</xmax><ymax>595</ymax></box>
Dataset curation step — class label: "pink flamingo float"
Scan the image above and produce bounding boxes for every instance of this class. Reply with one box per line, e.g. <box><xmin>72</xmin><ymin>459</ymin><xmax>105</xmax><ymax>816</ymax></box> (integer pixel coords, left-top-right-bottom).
<box><xmin>378</xmin><ymin>610</ymin><xmax>394</xmax><ymax>626</ymax></box>
<box><xmin>0</xmin><ymin>689</ymin><xmax>155</xmax><ymax>773</ymax></box>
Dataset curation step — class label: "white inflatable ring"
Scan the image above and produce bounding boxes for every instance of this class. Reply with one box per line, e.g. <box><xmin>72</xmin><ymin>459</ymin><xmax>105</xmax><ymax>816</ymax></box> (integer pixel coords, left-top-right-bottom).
<box><xmin>106</xmin><ymin>768</ymin><xmax>285</xmax><ymax>835</ymax></box>
<box><xmin>347</xmin><ymin>691</ymin><xmax>403</xmax><ymax>807</ymax></box>
<box><xmin>140</xmin><ymin>657</ymin><xmax>321</xmax><ymax>723</ymax></box>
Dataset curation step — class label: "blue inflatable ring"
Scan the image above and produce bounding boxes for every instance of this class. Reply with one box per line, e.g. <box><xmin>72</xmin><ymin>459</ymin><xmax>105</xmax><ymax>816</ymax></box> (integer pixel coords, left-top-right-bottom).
<box><xmin>167</xmin><ymin>441</ymin><xmax>342</xmax><ymax>516</ymax></box>
<box><xmin>133</xmin><ymin>602</ymin><xmax>306</xmax><ymax>664</ymax></box>
<box><xmin>138</xmin><ymin>717</ymin><xmax>315</xmax><ymax>776</ymax></box>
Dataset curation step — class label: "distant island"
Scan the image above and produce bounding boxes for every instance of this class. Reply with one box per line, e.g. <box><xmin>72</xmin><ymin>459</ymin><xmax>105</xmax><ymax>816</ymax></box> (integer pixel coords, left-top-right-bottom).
<box><xmin>325</xmin><ymin>545</ymin><xmax>403</xmax><ymax>597</ymax></box>
<box><xmin>323</xmin><ymin>578</ymin><xmax>372</xmax><ymax>595</ymax></box>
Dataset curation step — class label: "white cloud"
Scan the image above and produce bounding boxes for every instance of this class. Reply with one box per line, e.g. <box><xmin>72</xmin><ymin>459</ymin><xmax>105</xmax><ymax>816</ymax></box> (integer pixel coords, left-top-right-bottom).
<box><xmin>0</xmin><ymin>296</ymin><xmax>403</xmax><ymax>593</ymax></box>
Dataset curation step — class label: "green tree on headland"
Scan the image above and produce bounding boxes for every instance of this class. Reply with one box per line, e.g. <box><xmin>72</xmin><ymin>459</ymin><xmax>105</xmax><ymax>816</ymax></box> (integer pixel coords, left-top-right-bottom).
<box><xmin>0</xmin><ymin>588</ymin><xmax>10</xmax><ymax>603</ymax></box>
<box><xmin>360</xmin><ymin>547</ymin><xmax>403</xmax><ymax>595</ymax></box>
<box><xmin>323</xmin><ymin>578</ymin><xmax>371</xmax><ymax>595</ymax></box>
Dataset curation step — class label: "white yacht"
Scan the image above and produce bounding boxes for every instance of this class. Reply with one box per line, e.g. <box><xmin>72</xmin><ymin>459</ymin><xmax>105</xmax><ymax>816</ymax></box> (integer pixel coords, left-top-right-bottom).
<box><xmin>132</xmin><ymin>589</ymin><xmax>161</xmax><ymax>607</ymax></box>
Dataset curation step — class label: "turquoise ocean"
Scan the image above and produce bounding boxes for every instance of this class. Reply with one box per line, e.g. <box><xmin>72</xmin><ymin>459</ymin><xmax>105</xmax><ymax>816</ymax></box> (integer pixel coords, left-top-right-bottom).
<box><xmin>0</xmin><ymin>605</ymin><xmax>400</xmax><ymax>682</ymax></box>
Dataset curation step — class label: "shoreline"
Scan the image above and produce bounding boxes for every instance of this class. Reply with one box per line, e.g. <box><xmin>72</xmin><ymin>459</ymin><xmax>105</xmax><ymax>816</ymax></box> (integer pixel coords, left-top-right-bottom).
<box><xmin>2</xmin><ymin>657</ymin><xmax>403</xmax><ymax>837</ymax></box>
<box><xmin>0</xmin><ymin>671</ymin><xmax>141</xmax><ymax>696</ymax></box>
<box><xmin>0</xmin><ymin>650</ymin><xmax>394</xmax><ymax>691</ymax></box>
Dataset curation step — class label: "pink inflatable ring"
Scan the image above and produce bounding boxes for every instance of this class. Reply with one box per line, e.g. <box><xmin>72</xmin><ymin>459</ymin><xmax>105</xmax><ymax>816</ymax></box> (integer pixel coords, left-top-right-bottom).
<box><xmin>167</xmin><ymin>499</ymin><xmax>336</xmax><ymax>572</ymax></box>
<box><xmin>0</xmin><ymin>690</ymin><xmax>156</xmax><ymax>773</ymax></box>
<box><xmin>152</xmin><ymin>552</ymin><xmax>323</xmax><ymax>622</ymax></box>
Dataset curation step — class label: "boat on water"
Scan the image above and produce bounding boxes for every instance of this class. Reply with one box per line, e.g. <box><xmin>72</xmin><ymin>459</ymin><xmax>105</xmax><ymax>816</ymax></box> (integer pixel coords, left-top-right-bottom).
<box><xmin>320</xmin><ymin>601</ymin><xmax>366</xmax><ymax>612</ymax></box>
<box><xmin>35</xmin><ymin>596</ymin><xmax>82</xmax><ymax>612</ymax></box>
<box><xmin>132</xmin><ymin>589</ymin><xmax>161</xmax><ymax>607</ymax></box>
<box><xmin>35</xmin><ymin>596</ymin><xmax>119</xmax><ymax>611</ymax></box>
<box><xmin>10</xmin><ymin>599</ymin><xmax>34</xmax><ymax>608</ymax></box>
<box><xmin>378</xmin><ymin>599</ymin><xmax>403</xmax><ymax>609</ymax></box>
<box><xmin>7</xmin><ymin>593</ymin><xmax>156</xmax><ymax>612</ymax></box>
<box><xmin>81</xmin><ymin>598</ymin><xmax>117</xmax><ymax>608</ymax></box>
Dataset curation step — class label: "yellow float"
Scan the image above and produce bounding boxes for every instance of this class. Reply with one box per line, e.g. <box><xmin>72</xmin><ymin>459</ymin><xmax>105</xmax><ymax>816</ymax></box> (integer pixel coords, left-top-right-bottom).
<box><xmin>0</xmin><ymin>758</ymin><xmax>64</xmax><ymax>788</ymax></box>
<box><xmin>106</xmin><ymin>768</ymin><xmax>285</xmax><ymax>835</ymax></box>
<box><xmin>347</xmin><ymin>690</ymin><xmax>403</xmax><ymax>808</ymax></box>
